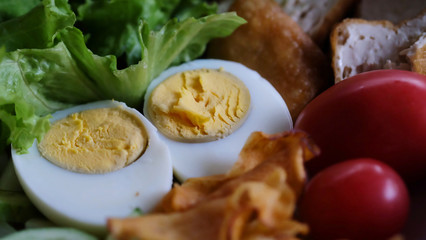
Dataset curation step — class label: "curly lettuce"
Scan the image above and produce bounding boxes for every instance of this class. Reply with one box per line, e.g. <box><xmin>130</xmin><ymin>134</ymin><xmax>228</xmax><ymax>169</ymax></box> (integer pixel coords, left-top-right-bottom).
<box><xmin>0</xmin><ymin>0</ymin><xmax>246</xmax><ymax>153</ymax></box>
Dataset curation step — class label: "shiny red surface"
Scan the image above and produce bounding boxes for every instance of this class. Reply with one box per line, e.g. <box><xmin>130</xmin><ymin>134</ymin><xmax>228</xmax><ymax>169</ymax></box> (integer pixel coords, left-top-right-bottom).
<box><xmin>295</xmin><ymin>70</ymin><xmax>426</xmax><ymax>183</ymax></box>
<box><xmin>300</xmin><ymin>158</ymin><xmax>409</xmax><ymax>240</ymax></box>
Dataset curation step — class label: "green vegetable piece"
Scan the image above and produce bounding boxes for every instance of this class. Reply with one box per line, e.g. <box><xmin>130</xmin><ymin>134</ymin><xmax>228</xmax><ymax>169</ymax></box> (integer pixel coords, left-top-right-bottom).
<box><xmin>76</xmin><ymin>0</ymin><xmax>180</xmax><ymax>66</ymax></box>
<box><xmin>1</xmin><ymin>228</ymin><xmax>97</xmax><ymax>240</ymax></box>
<box><xmin>172</xmin><ymin>0</ymin><xmax>218</xmax><ymax>20</ymax></box>
<box><xmin>0</xmin><ymin>190</ymin><xmax>41</xmax><ymax>223</ymax></box>
<box><xmin>0</xmin><ymin>100</ymin><xmax>51</xmax><ymax>154</ymax></box>
<box><xmin>24</xmin><ymin>218</ymin><xmax>56</xmax><ymax>229</ymax></box>
<box><xmin>0</xmin><ymin>0</ymin><xmax>75</xmax><ymax>51</ymax></box>
<box><xmin>0</xmin><ymin>160</ymin><xmax>22</xmax><ymax>192</ymax></box>
<box><xmin>0</xmin><ymin>221</ymin><xmax>15</xmax><ymax>238</ymax></box>
<box><xmin>0</xmin><ymin>0</ymin><xmax>76</xmax><ymax>154</ymax></box>
<box><xmin>75</xmin><ymin>0</ymin><xmax>218</xmax><ymax>66</ymax></box>
<box><xmin>128</xmin><ymin>207</ymin><xmax>144</xmax><ymax>217</ymax></box>
<box><xmin>0</xmin><ymin>0</ymin><xmax>40</xmax><ymax>23</ymax></box>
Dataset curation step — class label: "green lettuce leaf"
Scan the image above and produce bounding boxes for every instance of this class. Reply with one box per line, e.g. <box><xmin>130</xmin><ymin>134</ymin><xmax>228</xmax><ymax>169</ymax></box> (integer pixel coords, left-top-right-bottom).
<box><xmin>75</xmin><ymin>0</ymin><xmax>218</xmax><ymax>66</ymax></box>
<box><xmin>0</xmin><ymin>103</ymin><xmax>50</xmax><ymax>154</ymax></box>
<box><xmin>2</xmin><ymin>44</ymin><xmax>101</xmax><ymax>113</ymax></box>
<box><xmin>171</xmin><ymin>0</ymin><xmax>218</xmax><ymax>20</ymax></box>
<box><xmin>58</xmin><ymin>12</ymin><xmax>246</xmax><ymax>106</ymax></box>
<box><xmin>0</xmin><ymin>0</ymin><xmax>76</xmax><ymax>153</ymax></box>
<box><xmin>0</xmin><ymin>0</ymin><xmax>75</xmax><ymax>52</ymax></box>
<box><xmin>0</xmin><ymin>35</ymin><xmax>104</xmax><ymax>153</ymax></box>
<box><xmin>75</xmin><ymin>0</ymin><xmax>180</xmax><ymax>66</ymax></box>
<box><xmin>0</xmin><ymin>0</ymin><xmax>41</xmax><ymax>23</ymax></box>
<box><xmin>140</xmin><ymin>12</ymin><xmax>247</xmax><ymax>76</ymax></box>
<box><xmin>0</xmin><ymin>0</ymin><xmax>246</xmax><ymax>154</ymax></box>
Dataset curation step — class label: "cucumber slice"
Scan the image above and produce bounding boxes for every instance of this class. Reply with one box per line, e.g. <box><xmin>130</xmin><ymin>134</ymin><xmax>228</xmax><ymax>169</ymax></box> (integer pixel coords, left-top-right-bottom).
<box><xmin>0</xmin><ymin>190</ymin><xmax>40</xmax><ymax>223</ymax></box>
<box><xmin>1</xmin><ymin>227</ymin><xmax>97</xmax><ymax>240</ymax></box>
<box><xmin>0</xmin><ymin>221</ymin><xmax>16</xmax><ymax>238</ymax></box>
<box><xmin>25</xmin><ymin>218</ymin><xmax>56</xmax><ymax>229</ymax></box>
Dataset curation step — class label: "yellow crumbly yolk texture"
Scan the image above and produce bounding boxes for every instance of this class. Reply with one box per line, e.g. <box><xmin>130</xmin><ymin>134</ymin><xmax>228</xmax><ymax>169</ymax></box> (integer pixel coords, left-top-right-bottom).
<box><xmin>147</xmin><ymin>68</ymin><xmax>251</xmax><ymax>142</ymax></box>
<box><xmin>38</xmin><ymin>107</ymin><xmax>148</xmax><ymax>174</ymax></box>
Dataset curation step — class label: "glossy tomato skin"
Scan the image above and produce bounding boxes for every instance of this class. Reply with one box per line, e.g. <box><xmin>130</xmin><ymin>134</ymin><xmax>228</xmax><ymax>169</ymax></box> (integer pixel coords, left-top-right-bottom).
<box><xmin>300</xmin><ymin>158</ymin><xmax>409</xmax><ymax>240</ymax></box>
<box><xmin>294</xmin><ymin>70</ymin><xmax>426</xmax><ymax>182</ymax></box>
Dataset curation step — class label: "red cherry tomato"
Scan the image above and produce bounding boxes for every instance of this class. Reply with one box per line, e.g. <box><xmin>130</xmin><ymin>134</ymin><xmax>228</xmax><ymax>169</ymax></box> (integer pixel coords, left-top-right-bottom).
<box><xmin>300</xmin><ymin>158</ymin><xmax>409</xmax><ymax>240</ymax></box>
<box><xmin>294</xmin><ymin>70</ymin><xmax>426</xmax><ymax>182</ymax></box>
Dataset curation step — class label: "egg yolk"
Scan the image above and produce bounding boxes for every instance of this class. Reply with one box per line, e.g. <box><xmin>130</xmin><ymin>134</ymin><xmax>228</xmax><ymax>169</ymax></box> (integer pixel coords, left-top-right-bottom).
<box><xmin>38</xmin><ymin>107</ymin><xmax>148</xmax><ymax>174</ymax></box>
<box><xmin>146</xmin><ymin>68</ymin><xmax>251</xmax><ymax>142</ymax></box>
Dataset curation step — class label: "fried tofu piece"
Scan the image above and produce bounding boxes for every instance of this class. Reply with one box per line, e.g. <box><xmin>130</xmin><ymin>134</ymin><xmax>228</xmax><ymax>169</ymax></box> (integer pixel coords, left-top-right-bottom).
<box><xmin>408</xmin><ymin>35</ymin><xmax>426</xmax><ymax>76</ymax></box>
<box><xmin>331</xmin><ymin>12</ymin><xmax>426</xmax><ymax>82</ymax></box>
<box><xmin>208</xmin><ymin>0</ymin><xmax>332</xmax><ymax>121</ymax></box>
<box><xmin>108</xmin><ymin>131</ymin><xmax>319</xmax><ymax>240</ymax></box>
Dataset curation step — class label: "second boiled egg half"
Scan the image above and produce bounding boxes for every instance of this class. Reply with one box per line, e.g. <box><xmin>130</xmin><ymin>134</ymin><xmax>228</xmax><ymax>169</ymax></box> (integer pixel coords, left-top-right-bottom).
<box><xmin>144</xmin><ymin>59</ymin><xmax>293</xmax><ymax>181</ymax></box>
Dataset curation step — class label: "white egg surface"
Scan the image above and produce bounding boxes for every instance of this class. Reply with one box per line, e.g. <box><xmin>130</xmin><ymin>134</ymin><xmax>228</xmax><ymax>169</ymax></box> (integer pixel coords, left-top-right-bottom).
<box><xmin>143</xmin><ymin>59</ymin><xmax>293</xmax><ymax>181</ymax></box>
<box><xmin>11</xmin><ymin>100</ymin><xmax>173</xmax><ymax>234</ymax></box>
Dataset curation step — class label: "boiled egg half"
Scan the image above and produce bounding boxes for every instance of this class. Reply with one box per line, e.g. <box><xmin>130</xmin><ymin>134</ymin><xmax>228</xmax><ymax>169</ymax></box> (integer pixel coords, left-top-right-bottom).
<box><xmin>12</xmin><ymin>100</ymin><xmax>173</xmax><ymax>234</ymax></box>
<box><xmin>144</xmin><ymin>59</ymin><xmax>293</xmax><ymax>181</ymax></box>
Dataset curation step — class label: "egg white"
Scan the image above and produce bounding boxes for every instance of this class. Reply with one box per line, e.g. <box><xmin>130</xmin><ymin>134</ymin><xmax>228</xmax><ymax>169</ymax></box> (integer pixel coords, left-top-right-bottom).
<box><xmin>11</xmin><ymin>100</ymin><xmax>173</xmax><ymax>234</ymax></box>
<box><xmin>143</xmin><ymin>59</ymin><xmax>293</xmax><ymax>181</ymax></box>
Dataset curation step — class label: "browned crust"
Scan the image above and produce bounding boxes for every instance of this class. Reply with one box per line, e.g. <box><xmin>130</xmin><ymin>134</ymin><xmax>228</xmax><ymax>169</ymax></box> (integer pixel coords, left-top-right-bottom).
<box><xmin>410</xmin><ymin>39</ymin><xmax>426</xmax><ymax>75</ymax></box>
<box><xmin>330</xmin><ymin>18</ymin><xmax>398</xmax><ymax>82</ymax></box>
<box><xmin>208</xmin><ymin>0</ymin><xmax>333</xmax><ymax>121</ymax></box>
<box><xmin>331</xmin><ymin>10</ymin><xmax>426</xmax><ymax>81</ymax></box>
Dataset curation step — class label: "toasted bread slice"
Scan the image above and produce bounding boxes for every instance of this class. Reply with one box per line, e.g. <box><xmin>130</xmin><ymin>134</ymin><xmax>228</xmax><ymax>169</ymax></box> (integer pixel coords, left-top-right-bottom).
<box><xmin>217</xmin><ymin>0</ymin><xmax>357</xmax><ymax>45</ymax></box>
<box><xmin>331</xmin><ymin>11</ymin><xmax>426</xmax><ymax>82</ymax></box>
<box><xmin>208</xmin><ymin>0</ymin><xmax>332</xmax><ymax>121</ymax></box>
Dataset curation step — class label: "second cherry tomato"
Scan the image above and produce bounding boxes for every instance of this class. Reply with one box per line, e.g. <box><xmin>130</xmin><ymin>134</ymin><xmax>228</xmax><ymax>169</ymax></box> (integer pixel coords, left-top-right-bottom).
<box><xmin>299</xmin><ymin>158</ymin><xmax>409</xmax><ymax>240</ymax></box>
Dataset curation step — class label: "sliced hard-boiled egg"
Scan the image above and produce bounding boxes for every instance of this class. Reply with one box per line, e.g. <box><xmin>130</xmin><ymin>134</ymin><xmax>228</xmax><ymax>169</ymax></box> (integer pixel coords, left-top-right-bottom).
<box><xmin>144</xmin><ymin>59</ymin><xmax>293</xmax><ymax>181</ymax></box>
<box><xmin>12</xmin><ymin>100</ymin><xmax>173</xmax><ymax>234</ymax></box>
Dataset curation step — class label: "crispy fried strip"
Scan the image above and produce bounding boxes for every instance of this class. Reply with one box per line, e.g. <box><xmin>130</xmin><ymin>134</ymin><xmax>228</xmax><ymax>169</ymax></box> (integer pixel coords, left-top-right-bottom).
<box><xmin>158</xmin><ymin>174</ymin><xmax>230</xmax><ymax>212</ymax></box>
<box><xmin>108</xmin><ymin>131</ymin><xmax>318</xmax><ymax>240</ymax></box>
<box><xmin>159</xmin><ymin>131</ymin><xmax>319</xmax><ymax>212</ymax></box>
<box><xmin>109</xmin><ymin>177</ymin><xmax>307</xmax><ymax>240</ymax></box>
<box><xmin>228</xmin><ymin>131</ymin><xmax>319</xmax><ymax>197</ymax></box>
